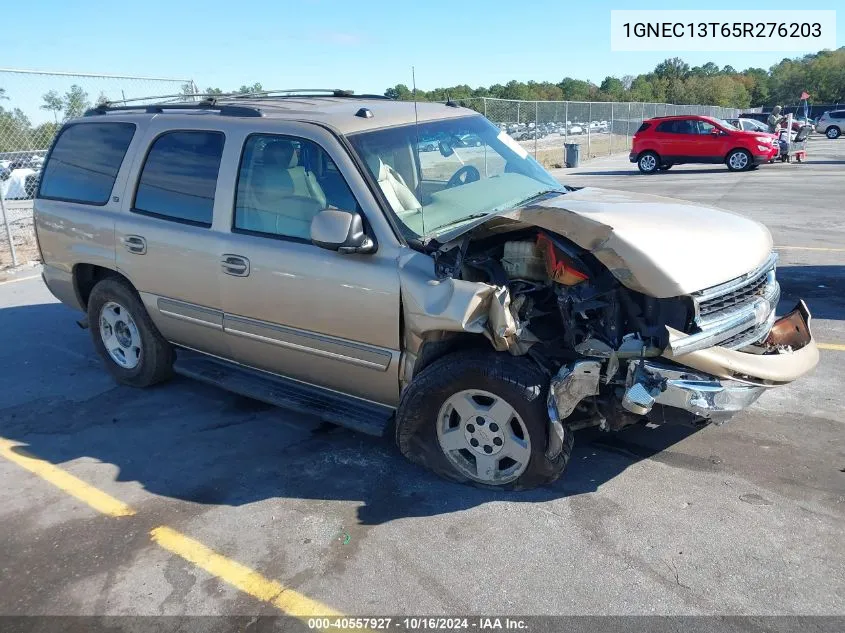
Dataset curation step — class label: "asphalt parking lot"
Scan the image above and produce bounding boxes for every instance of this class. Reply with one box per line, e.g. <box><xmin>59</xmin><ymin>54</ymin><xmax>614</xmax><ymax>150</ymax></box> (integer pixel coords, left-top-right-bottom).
<box><xmin>1</xmin><ymin>135</ymin><xmax>843</xmax><ymax>619</ymax></box>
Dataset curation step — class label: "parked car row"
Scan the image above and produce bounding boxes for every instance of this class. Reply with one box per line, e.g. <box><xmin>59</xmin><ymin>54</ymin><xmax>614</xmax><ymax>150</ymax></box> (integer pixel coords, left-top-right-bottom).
<box><xmin>501</xmin><ymin>120</ymin><xmax>610</xmax><ymax>141</ymax></box>
<box><xmin>0</xmin><ymin>152</ymin><xmax>45</xmax><ymax>200</ymax></box>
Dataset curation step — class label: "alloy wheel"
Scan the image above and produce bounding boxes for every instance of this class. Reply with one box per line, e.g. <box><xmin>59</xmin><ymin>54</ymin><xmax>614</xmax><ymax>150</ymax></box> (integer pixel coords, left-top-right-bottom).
<box><xmin>436</xmin><ymin>389</ymin><xmax>531</xmax><ymax>485</ymax></box>
<box><xmin>99</xmin><ymin>301</ymin><xmax>142</xmax><ymax>369</ymax></box>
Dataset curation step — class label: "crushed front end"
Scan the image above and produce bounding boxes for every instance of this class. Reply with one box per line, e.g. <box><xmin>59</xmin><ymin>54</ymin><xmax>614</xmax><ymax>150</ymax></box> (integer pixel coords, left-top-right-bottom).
<box><xmin>409</xmin><ymin>222</ymin><xmax>818</xmax><ymax>460</ymax></box>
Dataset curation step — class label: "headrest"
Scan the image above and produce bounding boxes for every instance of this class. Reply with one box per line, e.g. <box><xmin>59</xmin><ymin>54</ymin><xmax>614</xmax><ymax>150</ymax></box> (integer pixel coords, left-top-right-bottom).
<box><xmin>263</xmin><ymin>140</ymin><xmax>297</xmax><ymax>168</ymax></box>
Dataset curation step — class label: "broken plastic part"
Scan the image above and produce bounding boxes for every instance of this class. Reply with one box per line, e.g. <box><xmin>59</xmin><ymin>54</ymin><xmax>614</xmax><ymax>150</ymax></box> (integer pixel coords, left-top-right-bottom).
<box><xmin>536</xmin><ymin>233</ymin><xmax>588</xmax><ymax>285</ymax></box>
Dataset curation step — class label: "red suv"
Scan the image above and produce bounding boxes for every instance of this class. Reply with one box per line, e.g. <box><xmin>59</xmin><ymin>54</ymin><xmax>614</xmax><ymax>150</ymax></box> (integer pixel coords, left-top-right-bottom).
<box><xmin>630</xmin><ymin>115</ymin><xmax>778</xmax><ymax>174</ymax></box>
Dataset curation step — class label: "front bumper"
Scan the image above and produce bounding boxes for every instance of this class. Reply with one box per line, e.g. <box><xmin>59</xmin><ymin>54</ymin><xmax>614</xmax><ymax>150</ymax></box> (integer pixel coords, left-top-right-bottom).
<box><xmin>629</xmin><ymin>152</ymin><xmax>637</xmax><ymax>163</ymax></box>
<box><xmin>665</xmin><ymin>301</ymin><xmax>818</xmax><ymax>386</ymax></box>
<box><xmin>546</xmin><ymin>302</ymin><xmax>818</xmax><ymax>449</ymax></box>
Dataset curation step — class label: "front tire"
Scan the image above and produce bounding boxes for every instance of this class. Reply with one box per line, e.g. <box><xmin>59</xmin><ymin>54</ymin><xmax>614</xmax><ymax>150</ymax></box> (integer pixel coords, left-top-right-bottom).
<box><xmin>88</xmin><ymin>277</ymin><xmax>174</xmax><ymax>388</ymax></box>
<box><xmin>637</xmin><ymin>151</ymin><xmax>660</xmax><ymax>174</ymax></box>
<box><xmin>726</xmin><ymin>149</ymin><xmax>752</xmax><ymax>171</ymax></box>
<box><xmin>826</xmin><ymin>126</ymin><xmax>841</xmax><ymax>139</ymax></box>
<box><xmin>395</xmin><ymin>351</ymin><xmax>572</xmax><ymax>490</ymax></box>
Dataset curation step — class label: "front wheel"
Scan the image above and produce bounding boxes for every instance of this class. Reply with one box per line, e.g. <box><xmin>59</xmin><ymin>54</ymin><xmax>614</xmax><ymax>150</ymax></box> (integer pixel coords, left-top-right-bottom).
<box><xmin>88</xmin><ymin>277</ymin><xmax>174</xmax><ymax>388</ymax></box>
<box><xmin>826</xmin><ymin>127</ymin><xmax>841</xmax><ymax>139</ymax></box>
<box><xmin>637</xmin><ymin>152</ymin><xmax>660</xmax><ymax>174</ymax></box>
<box><xmin>396</xmin><ymin>351</ymin><xmax>572</xmax><ymax>490</ymax></box>
<box><xmin>726</xmin><ymin>149</ymin><xmax>752</xmax><ymax>171</ymax></box>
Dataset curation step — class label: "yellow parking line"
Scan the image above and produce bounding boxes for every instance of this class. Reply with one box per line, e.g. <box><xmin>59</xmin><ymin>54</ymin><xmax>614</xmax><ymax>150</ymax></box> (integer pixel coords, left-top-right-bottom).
<box><xmin>0</xmin><ymin>437</ymin><xmax>344</xmax><ymax>620</ymax></box>
<box><xmin>0</xmin><ymin>437</ymin><xmax>135</xmax><ymax>517</ymax></box>
<box><xmin>151</xmin><ymin>526</ymin><xmax>340</xmax><ymax>617</ymax></box>
<box><xmin>818</xmin><ymin>343</ymin><xmax>845</xmax><ymax>351</ymax></box>
<box><xmin>775</xmin><ymin>246</ymin><xmax>845</xmax><ymax>252</ymax></box>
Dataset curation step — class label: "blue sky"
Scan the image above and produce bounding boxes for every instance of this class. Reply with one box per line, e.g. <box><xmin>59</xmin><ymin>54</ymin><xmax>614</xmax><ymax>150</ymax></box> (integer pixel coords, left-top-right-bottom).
<box><xmin>3</xmin><ymin>0</ymin><xmax>843</xmax><ymax>94</ymax></box>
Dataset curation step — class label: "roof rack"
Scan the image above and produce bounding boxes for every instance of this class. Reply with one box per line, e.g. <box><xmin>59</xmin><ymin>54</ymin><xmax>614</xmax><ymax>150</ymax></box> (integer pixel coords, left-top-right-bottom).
<box><xmin>84</xmin><ymin>98</ymin><xmax>262</xmax><ymax>118</ymax></box>
<box><xmin>230</xmin><ymin>89</ymin><xmax>393</xmax><ymax>100</ymax></box>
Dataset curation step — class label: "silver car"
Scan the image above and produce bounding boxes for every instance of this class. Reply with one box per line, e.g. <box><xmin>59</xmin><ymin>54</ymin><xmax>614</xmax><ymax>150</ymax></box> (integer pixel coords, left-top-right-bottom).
<box><xmin>34</xmin><ymin>91</ymin><xmax>819</xmax><ymax>489</ymax></box>
<box><xmin>815</xmin><ymin>110</ymin><xmax>844</xmax><ymax>139</ymax></box>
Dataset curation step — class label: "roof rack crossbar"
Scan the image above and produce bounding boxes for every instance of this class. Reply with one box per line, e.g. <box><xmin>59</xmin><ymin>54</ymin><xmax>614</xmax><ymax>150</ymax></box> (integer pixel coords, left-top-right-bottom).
<box><xmin>230</xmin><ymin>89</ymin><xmax>392</xmax><ymax>100</ymax></box>
<box><xmin>84</xmin><ymin>101</ymin><xmax>263</xmax><ymax>118</ymax></box>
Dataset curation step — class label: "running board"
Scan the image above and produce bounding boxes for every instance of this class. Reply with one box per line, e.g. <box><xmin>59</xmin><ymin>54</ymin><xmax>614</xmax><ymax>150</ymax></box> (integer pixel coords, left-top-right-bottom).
<box><xmin>173</xmin><ymin>349</ymin><xmax>394</xmax><ymax>437</ymax></box>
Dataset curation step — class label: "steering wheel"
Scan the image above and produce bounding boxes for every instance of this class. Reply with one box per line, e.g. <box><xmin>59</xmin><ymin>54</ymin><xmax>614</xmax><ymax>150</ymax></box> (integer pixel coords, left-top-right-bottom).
<box><xmin>446</xmin><ymin>165</ymin><xmax>480</xmax><ymax>189</ymax></box>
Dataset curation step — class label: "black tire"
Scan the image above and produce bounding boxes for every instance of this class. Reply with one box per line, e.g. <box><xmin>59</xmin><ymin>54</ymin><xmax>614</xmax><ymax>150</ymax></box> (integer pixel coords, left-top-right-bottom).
<box><xmin>826</xmin><ymin>126</ymin><xmax>841</xmax><ymax>139</ymax></box>
<box><xmin>726</xmin><ymin>149</ymin><xmax>752</xmax><ymax>171</ymax></box>
<box><xmin>88</xmin><ymin>277</ymin><xmax>174</xmax><ymax>388</ymax></box>
<box><xmin>637</xmin><ymin>151</ymin><xmax>660</xmax><ymax>174</ymax></box>
<box><xmin>395</xmin><ymin>351</ymin><xmax>573</xmax><ymax>490</ymax></box>
<box><xmin>658</xmin><ymin>163</ymin><xmax>673</xmax><ymax>171</ymax></box>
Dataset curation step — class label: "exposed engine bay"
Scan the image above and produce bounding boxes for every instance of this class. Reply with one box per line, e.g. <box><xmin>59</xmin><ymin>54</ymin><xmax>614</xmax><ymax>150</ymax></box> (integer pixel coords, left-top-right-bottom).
<box><xmin>398</xmin><ymin>221</ymin><xmax>817</xmax><ymax>447</ymax></box>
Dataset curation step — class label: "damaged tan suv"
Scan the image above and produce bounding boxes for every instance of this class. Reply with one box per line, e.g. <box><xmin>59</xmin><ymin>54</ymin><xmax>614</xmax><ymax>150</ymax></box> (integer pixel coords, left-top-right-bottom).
<box><xmin>34</xmin><ymin>90</ymin><xmax>818</xmax><ymax>489</ymax></box>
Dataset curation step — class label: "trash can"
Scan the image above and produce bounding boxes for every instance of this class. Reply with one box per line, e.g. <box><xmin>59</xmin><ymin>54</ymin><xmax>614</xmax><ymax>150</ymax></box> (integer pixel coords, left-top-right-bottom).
<box><xmin>564</xmin><ymin>143</ymin><xmax>580</xmax><ymax>168</ymax></box>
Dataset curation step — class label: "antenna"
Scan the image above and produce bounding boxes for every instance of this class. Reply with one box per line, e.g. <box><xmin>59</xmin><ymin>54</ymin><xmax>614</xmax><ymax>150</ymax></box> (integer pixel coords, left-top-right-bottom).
<box><xmin>412</xmin><ymin>66</ymin><xmax>424</xmax><ymax>232</ymax></box>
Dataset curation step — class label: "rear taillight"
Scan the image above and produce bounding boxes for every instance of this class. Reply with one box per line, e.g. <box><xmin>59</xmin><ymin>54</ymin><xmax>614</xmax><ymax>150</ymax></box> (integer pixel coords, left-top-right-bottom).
<box><xmin>536</xmin><ymin>233</ymin><xmax>589</xmax><ymax>285</ymax></box>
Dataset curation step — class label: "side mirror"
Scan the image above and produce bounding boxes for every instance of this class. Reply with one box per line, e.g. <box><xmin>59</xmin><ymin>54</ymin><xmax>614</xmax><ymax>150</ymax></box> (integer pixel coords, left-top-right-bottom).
<box><xmin>438</xmin><ymin>140</ymin><xmax>454</xmax><ymax>157</ymax></box>
<box><xmin>711</xmin><ymin>128</ymin><xmax>720</xmax><ymax>136</ymax></box>
<box><xmin>311</xmin><ymin>209</ymin><xmax>375</xmax><ymax>255</ymax></box>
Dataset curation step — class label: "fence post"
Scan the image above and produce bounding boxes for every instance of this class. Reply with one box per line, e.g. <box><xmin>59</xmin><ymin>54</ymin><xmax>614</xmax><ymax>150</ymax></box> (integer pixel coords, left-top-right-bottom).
<box><xmin>516</xmin><ymin>102</ymin><xmax>520</xmax><ymax>126</ymax></box>
<box><xmin>626</xmin><ymin>102</ymin><xmax>631</xmax><ymax>149</ymax></box>
<box><xmin>564</xmin><ymin>102</ymin><xmax>568</xmax><ymax>143</ymax></box>
<box><xmin>610</xmin><ymin>102</ymin><xmax>614</xmax><ymax>155</ymax></box>
<box><xmin>587</xmin><ymin>102</ymin><xmax>592</xmax><ymax>158</ymax></box>
<box><xmin>0</xmin><ymin>190</ymin><xmax>17</xmax><ymax>268</ymax></box>
<box><xmin>534</xmin><ymin>101</ymin><xmax>538</xmax><ymax>158</ymax></box>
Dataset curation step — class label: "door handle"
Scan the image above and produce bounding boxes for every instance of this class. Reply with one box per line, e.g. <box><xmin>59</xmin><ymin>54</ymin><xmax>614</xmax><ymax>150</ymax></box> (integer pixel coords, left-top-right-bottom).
<box><xmin>221</xmin><ymin>254</ymin><xmax>250</xmax><ymax>277</ymax></box>
<box><xmin>123</xmin><ymin>235</ymin><xmax>147</xmax><ymax>255</ymax></box>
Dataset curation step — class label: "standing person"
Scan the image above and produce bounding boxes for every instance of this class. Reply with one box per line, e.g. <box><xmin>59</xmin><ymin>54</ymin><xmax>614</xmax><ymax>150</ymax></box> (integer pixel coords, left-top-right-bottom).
<box><xmin>767</xmin><ymin>105</ymin><xmax>785</xmax><ymax>133</ymax></box>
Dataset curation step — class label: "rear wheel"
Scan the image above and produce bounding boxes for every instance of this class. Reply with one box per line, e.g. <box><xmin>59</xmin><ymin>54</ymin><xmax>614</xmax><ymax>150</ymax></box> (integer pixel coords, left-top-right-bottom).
<box><xmin>637</xmin><ymin>152</ymin><xmax>660</xmax><ymax>174</ymax></box>
<box><xmin>826</xmin><ymin>126</ymin><xmax>841</xmax><ymax>139</ymax></box>
<box><xmin>396</xmin><ymin>351</ymin><xmax>572</xmax><ymax>490</ymax></box>
<box><xmin>726</xmin><ymin>149</ymin><xmax>752</xmax><ymax>171</ymax></box>
<box><xmin>88</xmin><ymin>278</ymin><xmax>174</xmax><ymax>388</ymax></box>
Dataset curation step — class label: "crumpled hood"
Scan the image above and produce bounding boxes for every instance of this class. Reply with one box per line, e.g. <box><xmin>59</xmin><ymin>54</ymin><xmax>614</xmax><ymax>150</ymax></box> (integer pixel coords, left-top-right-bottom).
<box><xmin>441</xmin><ymin>187</ymin><xmax>773</xmax><ymax>298</ymax></box>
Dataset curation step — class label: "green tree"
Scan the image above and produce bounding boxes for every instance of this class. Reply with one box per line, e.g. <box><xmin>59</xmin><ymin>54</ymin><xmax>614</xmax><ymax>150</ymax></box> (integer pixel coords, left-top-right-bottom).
<box><xmin>40</xmin><ymin>90</ymin><xmax>64</xmax><ymax>124</ymax></box>
<box><xmin>599</xmin><ymin>76</ymin><xmax>625</xmax><ymax>101</ymax></box>
<box><xmin>63</xmin><ymin>85</ymin><xmax>90</xmax><ymax>119</ymax></box>
<box><xmin>236</xmin><ymin>83</ymin><xmax>263</xmax><ymax>95</ymax></box>
<box><xmin>205</xmin><ymin>87</ymin><xmax>225</xmax><ymax>95</ymax></box>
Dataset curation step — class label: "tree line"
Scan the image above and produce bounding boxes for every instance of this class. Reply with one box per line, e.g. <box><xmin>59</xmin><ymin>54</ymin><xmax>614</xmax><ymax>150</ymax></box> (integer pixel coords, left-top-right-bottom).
<box><xmin>383</xmin><ymin>48</ymin><xmax>845</xmax><ymax>108</ymax></box>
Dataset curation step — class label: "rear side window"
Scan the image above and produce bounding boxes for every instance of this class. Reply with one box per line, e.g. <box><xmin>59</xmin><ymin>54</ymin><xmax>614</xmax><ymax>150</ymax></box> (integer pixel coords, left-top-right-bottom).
<box><xmin>133</xmin><ymin>130</ymin><xmax>225</xmax><ymax>227</ymax></box>
<box><xmin>38</xmin><ymin>122</ymin><xmax>136</xmax><ymax>205</ymax></box>
<box><xmin>636</xmin><ymin>122</ymin><xmax>650</xmax><ymax>133</ymax></box>
<box><xmin>832</xmin><ymin>111</ymin><xmax>845</xmax><ymax>119</ymax></box>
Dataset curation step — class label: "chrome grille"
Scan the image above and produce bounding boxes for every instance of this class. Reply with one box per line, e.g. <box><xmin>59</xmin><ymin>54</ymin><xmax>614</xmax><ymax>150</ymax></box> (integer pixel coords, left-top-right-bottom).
<box><xmin>673</xmin><ymin>252</ymin><xmax>781</xmax><ymax>353</ymax></box>
<box><xmin>697</xmin><ymin>271</ymin><xmax>771</xmax><ymax>318</ymax></box>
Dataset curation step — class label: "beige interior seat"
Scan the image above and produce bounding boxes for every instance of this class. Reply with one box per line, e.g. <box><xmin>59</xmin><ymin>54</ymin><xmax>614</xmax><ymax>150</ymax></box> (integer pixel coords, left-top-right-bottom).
<box><xmin>237</xmin><ymin>139</ymin><xmax>328</xmax><ymax>239</ymax></box>
<box><xmin>368</xmin><ymin>156</ymin><xmax>421</xmax><ymax>214</ymax></box>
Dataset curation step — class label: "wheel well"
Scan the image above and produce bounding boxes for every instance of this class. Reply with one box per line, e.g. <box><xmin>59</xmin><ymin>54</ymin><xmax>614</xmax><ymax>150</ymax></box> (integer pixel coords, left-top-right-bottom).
<box><xmin>726</xmin><ymin>147</ymin><xmax>751</xmax><ymax>159</ymax></box>
<box><xmin>73</xmin><ymin>264</ymin><xmax>130</xmax><ymax>309</ymax></box>
<box><xmin>413</xmin><ymin>333</ymin><xmax>490</xmax><ymax>377</ymax></box>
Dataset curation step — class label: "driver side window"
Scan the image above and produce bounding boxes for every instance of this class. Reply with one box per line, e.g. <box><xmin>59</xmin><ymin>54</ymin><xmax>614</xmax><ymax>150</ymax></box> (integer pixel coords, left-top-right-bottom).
<box><xmin>696</xmin><ymin>121</ymin><xmax>716</xmax><ymax>135</ymax></box>
<box><xmin>233</xmin><ymin>134</ymin><xmax>359</xmax><ymax>242</ymax></box>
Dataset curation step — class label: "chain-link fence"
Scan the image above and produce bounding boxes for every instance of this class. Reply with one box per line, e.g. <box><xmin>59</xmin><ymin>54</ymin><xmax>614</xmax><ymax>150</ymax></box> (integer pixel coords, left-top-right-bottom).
<box><xmin>459</xmin><ymin>97</ymin><xmax>744</xmax><ymax>169</ymax></box>
<box><xmin>0</xmin><ymin>69</ymin><xmax>195</xmax><ymax>269</ymax></box>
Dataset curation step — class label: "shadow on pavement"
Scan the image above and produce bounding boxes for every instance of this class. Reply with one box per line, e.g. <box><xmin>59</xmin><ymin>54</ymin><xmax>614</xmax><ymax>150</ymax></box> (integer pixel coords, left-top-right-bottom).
<box><xmin>0</xmin><ymin>302</ymin><xmax>705</xmax><ymax>526</ymax></box>
<box><xmin>777</xmin><ymin>265</ymin><xmax>845</xmax><ymax>321</ymax></box>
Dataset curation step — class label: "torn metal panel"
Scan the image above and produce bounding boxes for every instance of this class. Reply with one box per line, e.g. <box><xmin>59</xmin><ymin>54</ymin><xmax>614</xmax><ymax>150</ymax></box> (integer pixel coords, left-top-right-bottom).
<box><xmin>434</xmin><ymin>187</ymin><xmax>773</xmax><ymax>298</ymax></box>
<box><xmin>398</xmin><ymin>250</ymin><xmax>535</xmax><ymax>382</ymax></box>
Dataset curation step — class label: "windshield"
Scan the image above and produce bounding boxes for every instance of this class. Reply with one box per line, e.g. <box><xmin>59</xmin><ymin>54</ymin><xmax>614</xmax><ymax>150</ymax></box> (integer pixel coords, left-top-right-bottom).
<box><xmin>347</xmin><ymin>115</ymin><xmax>563</xmax><ymax>238</ymax></box>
